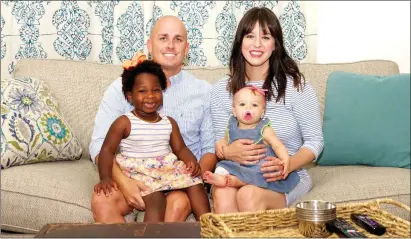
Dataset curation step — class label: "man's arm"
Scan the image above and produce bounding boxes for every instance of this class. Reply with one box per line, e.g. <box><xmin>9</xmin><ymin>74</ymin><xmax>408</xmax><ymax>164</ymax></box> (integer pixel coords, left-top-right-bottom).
<box><xmin>199</xmin><ymin>89</ymin><xmax>218</xmax><ymax>173</ymax></box>
<box><xmin>89</xmin><ymin>78</ymin><xmax>128</xmax><ymax>163</ymax></box>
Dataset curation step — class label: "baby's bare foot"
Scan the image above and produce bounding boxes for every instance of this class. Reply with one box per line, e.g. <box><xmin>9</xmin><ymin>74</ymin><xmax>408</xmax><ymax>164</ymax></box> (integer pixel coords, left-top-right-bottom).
<box><xmin>203</xmin><ymin>171</ymin><xmax>227</xmax><ymax>187</ymax></box>
<box><xmin>226</xmin><ymin>175</ymin><xmax>246</xmax><ymax>188</ymax></box>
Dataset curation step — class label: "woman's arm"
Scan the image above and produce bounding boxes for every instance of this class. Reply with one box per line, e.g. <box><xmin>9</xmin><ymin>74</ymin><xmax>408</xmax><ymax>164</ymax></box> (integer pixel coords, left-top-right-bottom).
<box><xmin>290</xmin><ymin>81</ymin><xmax>324</xmax><ymax>170</ymax></box>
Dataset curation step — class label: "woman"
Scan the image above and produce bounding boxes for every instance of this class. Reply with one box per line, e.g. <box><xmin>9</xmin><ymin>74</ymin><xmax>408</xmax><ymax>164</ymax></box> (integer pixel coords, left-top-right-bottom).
<box><xmin>210</xmin><ymin>7</ymin><xmax>324</xmax><ymax>213</ymax></box>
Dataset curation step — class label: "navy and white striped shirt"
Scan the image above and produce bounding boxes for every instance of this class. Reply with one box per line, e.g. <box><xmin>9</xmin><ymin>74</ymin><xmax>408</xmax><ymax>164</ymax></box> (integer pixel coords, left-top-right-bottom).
<box><xmin>210</xmin><ymin>76</ymin><xmax>324</xmax><ymax>161</ymax></box>
<box><xmin>89</xmin><ymin>70</ymin><xmax>215</xmax><ymax>163</ymax></box>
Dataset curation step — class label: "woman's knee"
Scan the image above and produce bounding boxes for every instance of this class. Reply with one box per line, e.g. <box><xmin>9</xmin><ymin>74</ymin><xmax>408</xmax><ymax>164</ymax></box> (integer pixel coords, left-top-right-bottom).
<box><xmin>236</xmin><ymin>185</ymin><xmax>263</xmax><ymax>212</ymax></box>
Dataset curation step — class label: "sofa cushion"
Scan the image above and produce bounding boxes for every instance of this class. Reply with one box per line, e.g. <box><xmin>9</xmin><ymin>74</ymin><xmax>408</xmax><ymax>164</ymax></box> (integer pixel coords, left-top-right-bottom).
<box><xmin>1</xmin><ymin>159</ymin><xmax>99</xmax><ymax>233</ymax></box>
<box><xmin>296</xmin><ymin>165</ymin><xmax>410</xmax><ymax>220</ymax></box>
<box><xmin>317</xmin><ymin>72</ymin><xmax>410</xmax><ymax>168</ymax></box>
<box><xmin>0</xmin><ymin>77</ymin><xmax>83</xmax><ymax>169</ymax></box>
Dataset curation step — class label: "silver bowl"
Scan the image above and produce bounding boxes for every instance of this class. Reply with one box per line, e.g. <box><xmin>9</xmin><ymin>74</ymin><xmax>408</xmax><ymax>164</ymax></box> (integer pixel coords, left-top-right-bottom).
<box><xmin>295</xmin><ymin>200</ymin><xmax>336</xmax><ymax>238</ymax></box>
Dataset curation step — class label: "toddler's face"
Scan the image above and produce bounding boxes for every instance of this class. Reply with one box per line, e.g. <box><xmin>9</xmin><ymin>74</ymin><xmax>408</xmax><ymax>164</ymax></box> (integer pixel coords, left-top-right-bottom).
<box><xmin>232</xmin><ymin>88</ymin><xmax>265</xmax><ymax>125</ymax></box>
<box><xmin>127</xmin><ymin>73</ymin><xmax>163</xmax><ymax>114</ymax></box>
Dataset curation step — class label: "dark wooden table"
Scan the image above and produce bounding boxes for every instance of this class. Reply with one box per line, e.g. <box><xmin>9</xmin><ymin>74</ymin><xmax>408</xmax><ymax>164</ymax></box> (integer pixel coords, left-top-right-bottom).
<box><xmin>35</xmin><ymin>222</ymin><xmax>200</xmax><ymax>238</ymax></box>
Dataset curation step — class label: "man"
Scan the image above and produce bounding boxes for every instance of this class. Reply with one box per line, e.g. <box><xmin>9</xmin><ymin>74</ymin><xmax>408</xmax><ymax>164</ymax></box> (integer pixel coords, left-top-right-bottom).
<box><xmin>89</xmin><ymin>15</ymin><xmax>217</xmax><ymax>223</ymax></box>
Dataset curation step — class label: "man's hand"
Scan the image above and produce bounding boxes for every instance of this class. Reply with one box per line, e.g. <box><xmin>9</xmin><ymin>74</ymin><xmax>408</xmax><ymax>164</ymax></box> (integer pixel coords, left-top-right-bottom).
<box><xmin>117</xmin><ymin>177</ymin><xmax>150</xmax><ymax>211</ymax></box>
<box><xmin>215</xmin><ymin>138</ymin><xmax>227</xmax><ymax>159</ymax></box>
<box><xmin>94</xmin><ymin>178</ymin><xmax>118</xmax><ymax>196</ymax></box>
<box><xmin>223</xmin><ymin>139</ymin><xmax>267</xmax><ymax>165</ymax></box>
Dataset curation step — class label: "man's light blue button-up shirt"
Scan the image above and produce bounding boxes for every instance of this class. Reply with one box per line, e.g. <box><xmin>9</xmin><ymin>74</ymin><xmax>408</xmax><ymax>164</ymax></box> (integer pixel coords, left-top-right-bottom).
<box><xmin>89</xmin><ymin>70</ymin><xmax>215</xmax><ymax>163</ymax></box>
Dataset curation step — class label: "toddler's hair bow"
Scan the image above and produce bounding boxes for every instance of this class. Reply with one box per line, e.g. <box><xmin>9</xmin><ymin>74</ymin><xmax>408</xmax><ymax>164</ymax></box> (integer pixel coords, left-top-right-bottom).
<box><xmin>122</xmin><ymin>52</ymin><xmax>147</xmax><ymax>70</ymax></box>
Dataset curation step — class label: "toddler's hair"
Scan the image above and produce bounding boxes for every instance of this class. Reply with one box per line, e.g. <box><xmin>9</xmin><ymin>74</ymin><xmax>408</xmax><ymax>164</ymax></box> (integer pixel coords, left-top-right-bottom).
<box><xmin>121</xmin><ymin>60</ymin><xmax>167</xmax><ymax>100</ymax></box>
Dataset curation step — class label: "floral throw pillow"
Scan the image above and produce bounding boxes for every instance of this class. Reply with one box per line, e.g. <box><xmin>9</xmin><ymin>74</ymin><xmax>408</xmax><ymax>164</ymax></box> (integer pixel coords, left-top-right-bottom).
<box><xmin>0</xmin><ymin>77</ymin><xmax>82</xmax><ymax>169</ymax></box>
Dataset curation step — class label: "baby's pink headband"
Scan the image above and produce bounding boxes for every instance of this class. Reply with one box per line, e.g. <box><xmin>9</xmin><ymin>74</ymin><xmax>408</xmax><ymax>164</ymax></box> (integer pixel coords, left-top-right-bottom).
<box><xmin>243</xmin><ymin>85</ymin><xmax>268</xmax><ymax>97</ymax></box>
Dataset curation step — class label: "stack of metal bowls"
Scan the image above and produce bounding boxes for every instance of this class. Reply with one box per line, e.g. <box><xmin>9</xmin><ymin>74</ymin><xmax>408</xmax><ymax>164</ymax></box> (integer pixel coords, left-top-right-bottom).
<box><xmin>296</xmin><ymin>200</ymin><xmax>336</xmax><ymax>238</ymax></box>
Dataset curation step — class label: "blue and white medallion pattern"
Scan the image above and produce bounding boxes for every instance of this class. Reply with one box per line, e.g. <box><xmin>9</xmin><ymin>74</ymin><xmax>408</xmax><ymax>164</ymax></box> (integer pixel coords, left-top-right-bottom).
<box><xmin>145</xmin><ymin>5</ymin><xmax>163</xmax><ymax>37</ymax></box>
<box><xmin>235</xmin><ymin>0</ymin><xmax>278</xmax><ymax>13</ymax></box>
<box><xmin>116</xmin><ymin>1</ymin><xmax>144</xmax><ymax>63</ymax></box>
<box><xmin>1</xmin><ymin>1</ymin><xmax>312</xmax><ymax>79</ymax></box>
<box><xmin>52</xmin><ymin>1</ymin><xmax>92</xmax><ymax>60</ymax></box>
<box><xmin>215</xmin><ymin>2</ymin><xmax>237</xmax><ymax>66</ymax></box>
<box><xmin>170</xmin><ymin>1</ymin><xmax>216</xmax><ymax>66</ymax></box>
<box><xmin>91</xmin><ymin>0</ymin><xmax>119</xmax><ymax>64</ymax></box>
<box><xmin>280</xmin><ymin>1</ymin><xmax>307</xmax><ymax>61</ymax></box>
<box><xmin>11</xmin><ymin>1</ymin><xmax>47</xmax><ymax>60</ymax></box>
<box><xmin>1</xmin><ymin>16</ymin><xmax>5</xmax><ymax>60</ymax></box>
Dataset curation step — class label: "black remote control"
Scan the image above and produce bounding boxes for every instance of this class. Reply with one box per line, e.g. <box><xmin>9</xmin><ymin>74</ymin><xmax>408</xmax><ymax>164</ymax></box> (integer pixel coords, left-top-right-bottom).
<box><xmin>351</xmin><ymin>214</ymin><xmax>386</xmax><ymax>236</ymax></box>
<box><xmin>326</xmin><ymin>218</ymin><xmax>367</xmax><ymax>238</ymax></box>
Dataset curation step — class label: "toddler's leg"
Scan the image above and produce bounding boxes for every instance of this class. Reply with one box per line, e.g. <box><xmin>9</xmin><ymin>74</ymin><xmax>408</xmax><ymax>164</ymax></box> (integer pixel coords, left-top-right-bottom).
<box><xmin>142</xmin><ymin>191</ymin><xmax>166</xmax><ymax>222</ymax></box>
<box><xmin>203</xmin><ymin>166</ymin><xmax>229</xmax><ymax>187</ymax></box>
<box><xmin>226</xmin><ymin>175</ymin><xmax>246</xmax><ymax>188</ymax></box>
<box><xmin>186</xmin><ymin>184</ymin><xmax>211</xmax><ymax>221</ymax></box>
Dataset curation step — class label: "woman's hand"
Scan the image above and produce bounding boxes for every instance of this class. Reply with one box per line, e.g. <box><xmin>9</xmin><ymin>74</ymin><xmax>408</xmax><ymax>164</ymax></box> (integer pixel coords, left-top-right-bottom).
<box><xmin>261</xmin><ymin>156</ymin><xmax>286</xmax><ymax>182</ymax></box>
<box><xmin>223</xmin><ymin>139</ymin><xmax>267</xmax><ymax>165</ymax></box>
<box><xmin>116</xmin><ymin>176</ymin><xmax>149</xmax><ymax>211</ymax></box>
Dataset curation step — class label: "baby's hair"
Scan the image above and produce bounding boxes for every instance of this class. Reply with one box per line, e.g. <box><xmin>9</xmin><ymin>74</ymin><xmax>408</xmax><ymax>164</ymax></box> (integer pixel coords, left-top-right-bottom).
<box><xmin>234</xmin><ymin>86</ymin><xmax>267</xmax><ymax>104</ymax></box>
<box><xmin>121</xmin><ymin>60</ymin><xmax>167</xmax><ymax>100</ymax></box>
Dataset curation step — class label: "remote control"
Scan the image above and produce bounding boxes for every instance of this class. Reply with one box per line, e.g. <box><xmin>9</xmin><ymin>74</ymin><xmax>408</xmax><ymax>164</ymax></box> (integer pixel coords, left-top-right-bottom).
<box><xmin>326</xmin><ymin>218</ymin><xmax>367</xmax><ymax>238</ymax></box>
<box><xmin>351</xmin><ymin>214</ymin><xmax>386</xmax><ymax>236</ymax></box>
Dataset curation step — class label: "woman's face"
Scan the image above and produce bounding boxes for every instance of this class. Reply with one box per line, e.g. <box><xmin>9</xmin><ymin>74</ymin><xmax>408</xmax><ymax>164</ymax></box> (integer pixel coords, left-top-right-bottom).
<box><xmin>241</xmin><ymin>22</ymin><xmax>275</xmax><ymax>69</ymax></box>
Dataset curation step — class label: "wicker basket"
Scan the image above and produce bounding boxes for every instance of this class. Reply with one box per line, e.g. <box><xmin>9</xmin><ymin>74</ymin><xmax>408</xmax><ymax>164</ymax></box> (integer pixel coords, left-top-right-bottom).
<box><xmin>200</xmin><ymin>198</ymin><xmax>410</xmax><ymax>238</ymax></box>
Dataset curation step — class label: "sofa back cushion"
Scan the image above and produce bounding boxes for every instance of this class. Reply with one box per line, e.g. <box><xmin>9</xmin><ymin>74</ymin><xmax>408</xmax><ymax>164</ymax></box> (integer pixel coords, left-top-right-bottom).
<box><xmin>12</xmin><ymin>59</ymin><xmax>400</xmax><ymax>159</ymax></box>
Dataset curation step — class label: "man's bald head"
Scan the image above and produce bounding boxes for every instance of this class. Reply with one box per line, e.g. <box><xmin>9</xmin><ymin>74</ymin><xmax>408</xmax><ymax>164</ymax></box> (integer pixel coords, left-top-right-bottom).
<box><xmin>147</xmin><ymin>15</ymin><xmax>189</xmax><ymax>78</ymax></box>
<box><xmin>150</xmin><ymin>16</ymin><xmax>187</xmax><ymax>40</ymax></box>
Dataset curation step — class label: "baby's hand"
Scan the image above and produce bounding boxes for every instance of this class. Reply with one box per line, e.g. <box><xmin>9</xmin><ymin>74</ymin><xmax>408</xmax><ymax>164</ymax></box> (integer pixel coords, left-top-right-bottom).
<box><xmin>183</xmin><ymin>159</ymin><xmax>202</xmax><ymax>177</ymax></box>
<box><xmin>280</xmin><ymin>157</ymin><xmax>291</xmax><ymax>179</ymax></box>
<box><xmin>94</xmin><ymin>178</ymin><xmax>118</xmax><ymax>196</ymax></box>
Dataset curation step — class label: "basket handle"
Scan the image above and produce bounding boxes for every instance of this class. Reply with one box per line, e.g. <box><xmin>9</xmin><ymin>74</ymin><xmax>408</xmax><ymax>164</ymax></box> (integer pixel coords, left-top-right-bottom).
<box><xmin>375</xmin><ymin>198</ymin><xmax>410</xmax><ymax>212</ymax></box>
<box><xmin>204</xmin><ymin>213</ymin><xmax>235</xmax><ymax>238</ymax></box>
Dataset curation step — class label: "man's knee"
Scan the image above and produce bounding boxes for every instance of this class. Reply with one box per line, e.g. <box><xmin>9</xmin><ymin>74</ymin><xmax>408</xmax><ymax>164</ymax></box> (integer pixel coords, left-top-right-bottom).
<box><xmin>167</xmin><ymin>192</ymin><xmax>191</xmax><ymax>214</ymax></box>
<box><xmin>236</xmin><ymin>185</ymin><xmax>261</xmax><ymax>211</ymax></box>
<box><xmin>91</xmin><ymin>191</ymin><xmax>121</xmax><ymax>219</ymax></box>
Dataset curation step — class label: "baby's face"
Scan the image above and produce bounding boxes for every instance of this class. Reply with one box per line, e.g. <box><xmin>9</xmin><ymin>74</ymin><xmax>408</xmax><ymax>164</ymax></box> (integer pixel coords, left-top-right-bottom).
<box><xmin>232</xmin><ymin>89</ymin><xmax>265</xmax><ymax>125</ymax></box>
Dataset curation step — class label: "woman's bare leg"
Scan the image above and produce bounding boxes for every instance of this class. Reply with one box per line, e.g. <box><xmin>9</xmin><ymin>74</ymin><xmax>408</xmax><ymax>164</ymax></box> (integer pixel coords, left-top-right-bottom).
<box><xmin>236</xmin><ymin>185</ymin><xmax>286</xmax><ymax>212</ymax></box>
<box><xmin>212</xmin><ymin>186</ymin><xmax>239</xmax><ymax>213</ymax></box>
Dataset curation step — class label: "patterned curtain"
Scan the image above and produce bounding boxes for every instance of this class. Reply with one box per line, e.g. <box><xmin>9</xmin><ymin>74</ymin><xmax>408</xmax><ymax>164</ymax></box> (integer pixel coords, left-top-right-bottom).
<box><xmin>0</xmin><ymin>1</ymin><xmax>316</xmax><ymax>79</ymax></box>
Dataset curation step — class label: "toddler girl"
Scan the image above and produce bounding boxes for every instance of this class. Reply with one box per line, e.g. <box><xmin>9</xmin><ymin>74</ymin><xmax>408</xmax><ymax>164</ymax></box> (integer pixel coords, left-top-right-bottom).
<box><xmin>94</xmin><ymin>59</ymin><xmax>210</xmax><ymax>222</ymax></box>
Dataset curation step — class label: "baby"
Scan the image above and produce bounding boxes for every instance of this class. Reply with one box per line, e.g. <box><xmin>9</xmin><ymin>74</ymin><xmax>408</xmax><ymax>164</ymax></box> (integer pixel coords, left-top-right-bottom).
<box><xmin>203</xmin><ymin>86</ymin><xmax>300</xmax><ymax>193</ymax></box>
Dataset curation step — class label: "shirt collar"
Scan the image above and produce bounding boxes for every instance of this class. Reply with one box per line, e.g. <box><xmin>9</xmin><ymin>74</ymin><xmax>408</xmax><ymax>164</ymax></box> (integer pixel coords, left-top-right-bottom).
<box><xmin>169</xmin><ymin>70</ymin><xmax>184</xmax><ymax>86</ymax></box>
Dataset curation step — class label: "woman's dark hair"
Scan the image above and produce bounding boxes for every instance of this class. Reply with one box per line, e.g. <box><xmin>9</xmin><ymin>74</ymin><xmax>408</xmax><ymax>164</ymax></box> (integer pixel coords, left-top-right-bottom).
<box><xmin>228</xmin><ymin>7</ymin><xmax>305</xmax><ymax>103</ymax></box>
<box><xmin>121</xmin><ymin>60</ymin><xmax>167</xmax><ymax>100</ymax></box>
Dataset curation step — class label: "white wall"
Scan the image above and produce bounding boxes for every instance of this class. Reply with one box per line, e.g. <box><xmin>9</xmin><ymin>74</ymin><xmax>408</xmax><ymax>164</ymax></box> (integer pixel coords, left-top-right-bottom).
<box><xmin>317</xmin><ymin>1</ymin><xmax>410</xmax><ymax>73</ymax></box>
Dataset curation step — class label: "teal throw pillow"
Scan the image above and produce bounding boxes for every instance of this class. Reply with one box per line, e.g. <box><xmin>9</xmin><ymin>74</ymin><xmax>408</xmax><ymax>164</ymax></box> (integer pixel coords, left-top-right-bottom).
<box><xmin>317</xmin><ymin>71</ymin><xmax>410</xmax><ymax>168</ymax></box>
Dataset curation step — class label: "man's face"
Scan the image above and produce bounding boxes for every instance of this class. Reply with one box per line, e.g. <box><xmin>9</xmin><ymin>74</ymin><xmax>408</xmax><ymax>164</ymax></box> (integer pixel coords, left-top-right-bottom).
<box><xmin>148</xmin><ymin>17</ymin><xmax>189</xmax><ymax>73</ymax></box>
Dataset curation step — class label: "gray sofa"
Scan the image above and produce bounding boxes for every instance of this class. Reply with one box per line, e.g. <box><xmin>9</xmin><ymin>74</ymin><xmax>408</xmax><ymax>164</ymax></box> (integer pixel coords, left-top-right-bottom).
<box><xmin>1</xmin><ymin>58</ymin><xmax>410</xmax><ymax>234</ymax></box>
